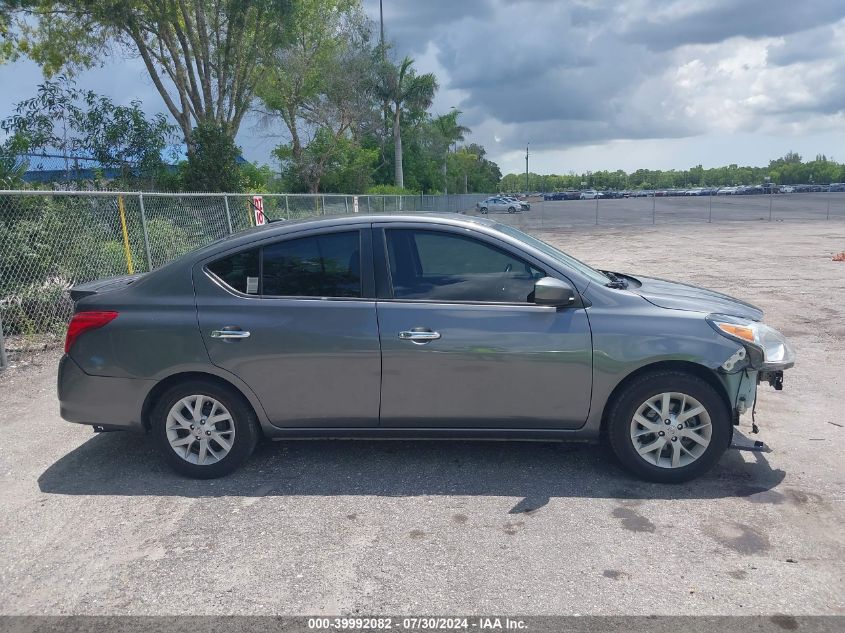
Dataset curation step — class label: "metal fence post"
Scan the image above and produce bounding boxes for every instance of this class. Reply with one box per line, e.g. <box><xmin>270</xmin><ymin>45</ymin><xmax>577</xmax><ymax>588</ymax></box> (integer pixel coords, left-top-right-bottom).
<box><xmin>827</xmin><ymin>189</ymin><xmax>831</xmax><ymax>220</ymax></box>
<box><xmin>0</xmin><ymin>311</ymin><xmax>8</xmax><ymax>371</ymax></box>
<box><xmin>708</xmin><ymin>192</ymin><xmax>713</xmax><ymax>223</ymax></box>
<box><xmin>117</xmin><ymin>194</ymin><xmax>135</xmax><ymax>274</ymax></box>
<box><xmin>285</xmin><ymin>195</ymin><xmax>290</xmax><ymax>219</ymax></box>
<box><xmin>223</xmin><ymin>194</ymin><xmax>234</xmax><ymax>234</ymax></box>
<box><xmin>321</xmin><ymin>195</ymin><xmax>326</xmax><ymax>215</ymax></box>
<box><xmin>595</xmin><ymin>197</ymin><xmax>599</xmax><ymax>225</ymax></box>
<box><xmin>367</xmin><ymin>196</ymin><xmax>371</xmax><ymax>213</ymax></box>
<box><xmin>344</xmin><ymin>196</ymin><xmax>349</xmax><ymax>214</ymax></box>
<box><xmin>138</xmin><ymin>192</ymin><xmax>153</xmax><ymax>271</ymax></box>
<box><xmin>769</xmin><ymin>192</ymin><xmax>773</xmax><ymax>222</ymax></box>
<box><xmin>652</xmin><ymin>195</ymin><xmax>656</xmax><ymax>225</ymax></box>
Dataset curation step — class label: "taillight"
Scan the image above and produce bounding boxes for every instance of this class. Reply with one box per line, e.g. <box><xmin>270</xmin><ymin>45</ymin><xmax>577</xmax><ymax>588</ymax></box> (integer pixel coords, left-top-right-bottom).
<box><xmin>65</xmin><ymin>311</ymin><xmax>119</xmax><ymax>354</ymax></box>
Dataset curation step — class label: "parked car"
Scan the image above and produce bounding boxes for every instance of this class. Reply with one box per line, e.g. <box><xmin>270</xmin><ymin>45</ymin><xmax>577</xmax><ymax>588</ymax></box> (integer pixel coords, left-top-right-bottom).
<box><xmin>501</xmin><ymin>196</ymin><xmax>531</xmax><ymax>211</ymax></box>
<box><xmin>545</xmin><ymin>191</ymin><xmax>580</xmax><ymax>201</ymax></box>
<box><xmin>779</xmin><ymin>185</ymin><xmax>795</xmax><ymax>193</ymax></box>
<box><xmin>684</xmin><ymin>188</ymin><xmax>704</xmax><ymax>196</ymax></box>
<box><xmin>717</xmin><ymin>187</ymin><xmax>739</xmax><ymax>195</ymax></box>
<box><xmin>579</xmin><ymin>189</ymin><xmax>600</xmax><ymax>200</ymax></box>
<box><xmin>58</xmin><ymin>214</ymin><xmax>795</xmax><ymax>482</ymax></box>
<box><xmin>477</xmin><ymin>196</ymin><xmax>523</xmax><ymax>214</ymax></box>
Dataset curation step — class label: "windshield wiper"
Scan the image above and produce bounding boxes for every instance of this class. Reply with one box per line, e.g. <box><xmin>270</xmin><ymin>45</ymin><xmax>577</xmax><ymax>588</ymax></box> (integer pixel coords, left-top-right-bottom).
<box><xmin>601</xmin><ymin>270</ymin><xmax>628</xmax><ymax>289</ymax></box>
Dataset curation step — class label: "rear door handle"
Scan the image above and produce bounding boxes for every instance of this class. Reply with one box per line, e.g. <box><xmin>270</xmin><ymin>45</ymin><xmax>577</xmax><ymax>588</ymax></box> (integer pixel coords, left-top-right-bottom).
<box><xmin>398</xmin><ymin>329</ymin><xmax>441</xmax><ymax>344</ymax></box>
<box><xmin>210</xmin><ymin>329</ymin><xmax>251</xmax><ymax>340</ymax></box>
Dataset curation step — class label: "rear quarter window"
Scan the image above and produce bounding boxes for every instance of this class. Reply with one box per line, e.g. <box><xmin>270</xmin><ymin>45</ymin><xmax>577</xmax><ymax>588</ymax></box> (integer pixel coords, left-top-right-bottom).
<box><xmin>207</xmin><ymin>249</ymin><xmax>260</xmax><ymax>294</ymax></box>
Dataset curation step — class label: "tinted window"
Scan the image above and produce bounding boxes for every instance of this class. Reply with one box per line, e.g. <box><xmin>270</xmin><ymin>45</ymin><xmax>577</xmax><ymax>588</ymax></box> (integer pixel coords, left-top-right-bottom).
<box><xmin>207</xmin><ymin>248</ymin><xmax>259</xmax><ymax>294</ymax></box>
<box><xmin>385</xmin><ymin>229</ymin><xmax>543</xmax><ymax>303</ymax></box>
<box><xmin>262</xmin><ymin>231</ymin><xmax>361</xmax><ymax>297</ymax></box>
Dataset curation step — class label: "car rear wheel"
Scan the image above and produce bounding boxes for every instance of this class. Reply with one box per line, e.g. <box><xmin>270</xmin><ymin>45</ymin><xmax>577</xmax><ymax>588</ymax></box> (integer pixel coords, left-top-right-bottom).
<box><xmin>606</xmin><ymin>371</ymin><xmax>731</xmax><ymax>483</ymax></box>
<box><xmin>151</xmin><ymin>380</ymin><xmax>260</xmax><ymax>478</ymax></box>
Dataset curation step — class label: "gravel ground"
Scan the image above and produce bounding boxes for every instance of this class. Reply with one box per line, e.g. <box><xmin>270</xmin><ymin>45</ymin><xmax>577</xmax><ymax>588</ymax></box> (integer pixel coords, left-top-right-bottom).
<box><xmin>0</xmin><ymin>221</ymin><xmax>843</xmax><ymax>616</ymax></box>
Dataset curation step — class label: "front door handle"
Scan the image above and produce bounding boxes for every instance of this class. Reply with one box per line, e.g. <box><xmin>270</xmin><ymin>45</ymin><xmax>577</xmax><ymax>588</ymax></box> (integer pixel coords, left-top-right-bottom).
<box><xmin>210</xmin><ymin>329</ymin><xmax>251</xmax><ymax>340</ymax></box>
<box><xmin>398</xmin><ymin>329</ymin><xmax>441</xmax><ymax>344</ymax></box>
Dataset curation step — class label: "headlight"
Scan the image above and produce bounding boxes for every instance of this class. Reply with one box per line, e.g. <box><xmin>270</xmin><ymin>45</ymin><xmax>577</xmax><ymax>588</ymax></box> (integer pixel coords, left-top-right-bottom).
<box><xmin>706</xmin><ymin>314</ymin><xmax>795</xmax><ymax>370</ymax></box>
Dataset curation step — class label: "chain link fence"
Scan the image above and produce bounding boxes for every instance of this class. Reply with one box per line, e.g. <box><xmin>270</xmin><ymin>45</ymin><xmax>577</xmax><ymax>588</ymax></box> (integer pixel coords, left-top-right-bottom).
<box><xmin>3</xmin><ymin>189</ymin><xmax>843</xmax><ymax>368</ymax></box>
<box><xmin>0</xmin><ymin>190</ymin><xmax>487</xmax><ymax>367</ymax></box>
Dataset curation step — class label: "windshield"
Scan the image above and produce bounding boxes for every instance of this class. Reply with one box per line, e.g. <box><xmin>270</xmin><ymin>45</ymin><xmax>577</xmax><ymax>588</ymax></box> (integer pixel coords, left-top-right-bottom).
<box><xmin>492</xmin><ymin>223</ymin><xmax>612</xmax><ymax>285</ymax></box>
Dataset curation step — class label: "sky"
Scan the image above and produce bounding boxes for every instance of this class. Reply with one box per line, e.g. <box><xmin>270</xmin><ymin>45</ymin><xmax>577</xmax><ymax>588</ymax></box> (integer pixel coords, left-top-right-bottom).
<box><xmin>2</xmin><ymin>0</ymin><xmax>845</xmax><ymax>176</ymax></box>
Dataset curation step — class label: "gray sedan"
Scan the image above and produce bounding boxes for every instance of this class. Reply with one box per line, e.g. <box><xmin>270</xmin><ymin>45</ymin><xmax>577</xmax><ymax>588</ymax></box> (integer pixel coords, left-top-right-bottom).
<box><xmin>58</xmin><ymin>214</ymin><xmax>794</xmax><ymax>482</ymax></box>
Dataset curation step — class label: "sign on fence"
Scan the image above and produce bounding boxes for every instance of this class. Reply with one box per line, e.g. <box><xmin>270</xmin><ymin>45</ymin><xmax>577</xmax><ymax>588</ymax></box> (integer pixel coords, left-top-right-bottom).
<box><xmin>252</xmin><ymin>195</ymin><xmax>266</xmax><ymax>226</ymax></box>
<box><xmin>353</xmin><ymin>196</ymin><xmax>359</xmax><ymax>213</ymax></box>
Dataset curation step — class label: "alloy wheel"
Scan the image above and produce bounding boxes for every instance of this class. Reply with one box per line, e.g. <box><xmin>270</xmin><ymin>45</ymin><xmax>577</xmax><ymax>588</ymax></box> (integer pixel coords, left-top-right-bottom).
<box><xmin>629</xmin><ymin>392</ymin><xmax>712</xmax><ymax>468</ymax></box>
<box><xmin>165</xmin><ymin>395</ymin><xmax>236</xmax><ymax>465</ymax></box>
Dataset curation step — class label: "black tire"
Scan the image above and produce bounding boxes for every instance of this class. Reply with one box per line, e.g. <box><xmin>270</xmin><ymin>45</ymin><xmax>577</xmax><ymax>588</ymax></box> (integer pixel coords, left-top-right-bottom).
<box><xmin>606</xmin><ymin>370</ymin><xmax>731</xmax><ymax>483</ymax></box>
<box><xmin>507</xmin><ymin>206</ymin><xmax>516</xmax><ymax>213</ymax></box>
<box><xmin>480</xmin><ymin>207</ymin><xmax>488</xmax><ymax>214</ymax></box>
<box><xmin>151</xmin><ymin>379</ymin><xmax>260</xmax><ymax>478</ymax></box>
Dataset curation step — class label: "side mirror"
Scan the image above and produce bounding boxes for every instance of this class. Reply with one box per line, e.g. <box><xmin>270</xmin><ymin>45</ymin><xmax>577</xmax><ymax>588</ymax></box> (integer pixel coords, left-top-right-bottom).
<box><xmin>533</xmin><ymin>277</ymin><xmax>577</xmax><ymax>307</ymax></box>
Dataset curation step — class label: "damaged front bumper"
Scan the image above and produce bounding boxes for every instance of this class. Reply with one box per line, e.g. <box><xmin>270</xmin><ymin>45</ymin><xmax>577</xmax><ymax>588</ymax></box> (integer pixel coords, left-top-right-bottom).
<box><xmin>718</xmin><ymin>348</ymin><xmax>788</xmax><ymax>443</ymax></box>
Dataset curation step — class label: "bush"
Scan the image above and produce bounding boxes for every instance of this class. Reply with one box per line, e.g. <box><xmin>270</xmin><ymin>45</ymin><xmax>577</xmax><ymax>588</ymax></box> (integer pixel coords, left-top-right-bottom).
<box><xmin>366</xmin><ymin>184</ymin><xmax>419</xmax><ymax>195</ymax></box>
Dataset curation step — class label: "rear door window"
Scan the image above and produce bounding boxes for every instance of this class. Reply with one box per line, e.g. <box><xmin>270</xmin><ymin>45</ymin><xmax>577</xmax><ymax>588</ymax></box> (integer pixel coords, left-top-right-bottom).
<box><xmin>262</xmin><ymin>231</ymin><xmax>361</xmax><ymax>298</ymax></box>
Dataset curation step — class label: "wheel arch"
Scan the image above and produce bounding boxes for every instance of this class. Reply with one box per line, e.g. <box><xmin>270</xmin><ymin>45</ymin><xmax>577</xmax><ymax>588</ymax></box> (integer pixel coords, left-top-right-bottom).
<box><xmin>141</xmin><ymin>371</ymin><xmax>265</xmax><ymax>435</ymax></box>
<box><xmin>598</xmin><ymin>360</ymin><xmax>731</xmax><ymax>435</ymax></box>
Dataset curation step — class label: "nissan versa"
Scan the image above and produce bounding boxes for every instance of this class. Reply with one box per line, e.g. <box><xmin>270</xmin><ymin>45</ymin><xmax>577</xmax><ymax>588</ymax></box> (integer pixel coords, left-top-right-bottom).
<box><xmin>57</xmin><ymin>214</ymin><xmax>795</xmax><ymax>482</ymax></box>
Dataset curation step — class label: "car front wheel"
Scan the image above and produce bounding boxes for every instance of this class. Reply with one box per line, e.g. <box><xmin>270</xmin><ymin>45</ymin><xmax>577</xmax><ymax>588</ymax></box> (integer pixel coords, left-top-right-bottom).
<box><xmin>606</xmin><ymin>371</ymin><xmax>731</xmax><ymax>483</ymax></box>
<box><xmin>507</xmin><ymin>206</ymin><xmax>516</xmax><ymax>213</ymax></box>
<box><xmin>480</xmin><ymin>207</ymin><xmax>488</xmax><ymax>214</ymax></box>
<box><xmin>151</xmin><ymin>380</ymin><xmax>260</xmax><ymax>478</ymax></box>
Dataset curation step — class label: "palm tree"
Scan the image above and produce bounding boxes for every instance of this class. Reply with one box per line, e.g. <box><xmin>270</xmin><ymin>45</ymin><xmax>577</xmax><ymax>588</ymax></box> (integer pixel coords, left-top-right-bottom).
<box><xmin>378</xmin><ymin>56</ymin><xmax>438</xmax><ymax>189</ymax></box>
<box><xmin>433</xmin><ymin>109</ymin><xmax>471</xmax><ymax>153</ymax></box>
<box><xmin>433</xmin><ymin>110</ymin><xmax>471</xmax><ymax>193</ymax></box>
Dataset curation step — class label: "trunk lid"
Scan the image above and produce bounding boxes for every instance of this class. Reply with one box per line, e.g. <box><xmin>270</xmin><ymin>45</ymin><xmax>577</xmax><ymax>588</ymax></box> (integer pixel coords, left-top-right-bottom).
<box><xmin>69</xmin><ymin>273</ymin><xmax>146</xmax><ymax>302</ymax></box>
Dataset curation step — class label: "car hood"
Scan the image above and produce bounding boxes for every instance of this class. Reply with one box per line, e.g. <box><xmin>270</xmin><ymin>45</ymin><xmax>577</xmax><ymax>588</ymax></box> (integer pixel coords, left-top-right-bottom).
<box><xmin>625</xmin><ymin>274</ymin><xmax>763</xmax><ymax>321</ymax></box>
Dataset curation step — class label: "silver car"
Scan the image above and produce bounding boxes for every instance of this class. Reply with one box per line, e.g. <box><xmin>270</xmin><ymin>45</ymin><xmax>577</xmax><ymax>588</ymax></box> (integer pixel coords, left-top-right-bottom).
<box><xmin>477</xmin><ymin>196</ymin><xmax>523</xmax><ymax>214</ymax></box>
<box><xmin>58</xmin><ymin>214</ymin><xmax>794</xmax><ymax>481</ymax></box>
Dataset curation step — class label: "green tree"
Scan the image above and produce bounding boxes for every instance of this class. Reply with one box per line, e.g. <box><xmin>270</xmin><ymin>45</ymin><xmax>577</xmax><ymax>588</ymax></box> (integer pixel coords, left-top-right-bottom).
<box><xmin>181</xmin><ymin>121</ymin><xmax>243</xmax><ymax>192</ymax></box>
<box><xmin>257</xmin><ymin>0</ymin><xmax>378</xmax><ymax>192</ymax></box>
<box><xmin>8</xmin><ymin>1</ymin><xmax>291</xmax><ymax>147</ymax></box>
<box><xmin>0</xmin><ymin>152</ymin><xmax>28</xmax><ymax>189</ymax></box>
<box><xmin>376</xmin><ymin>56</ymin><xmax>438</xmax><ymax>189</ymax></box>
<box><xmin>1</xmin><ymin>78</ymin><xmax>175</xmax><ymax>187</ymax></box>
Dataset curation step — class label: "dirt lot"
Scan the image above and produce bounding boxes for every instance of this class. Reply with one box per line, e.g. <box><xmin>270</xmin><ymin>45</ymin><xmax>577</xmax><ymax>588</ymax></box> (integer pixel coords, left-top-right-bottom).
<box><xmin>0</xmin><ymin>221</ymin><xmax>843</xmax><ymax>616</ymax></box>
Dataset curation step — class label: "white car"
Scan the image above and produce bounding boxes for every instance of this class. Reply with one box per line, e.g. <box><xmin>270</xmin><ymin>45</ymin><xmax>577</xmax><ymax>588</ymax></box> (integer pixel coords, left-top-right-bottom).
<box><xmin>780</xmin><ymin>186</ymin><xmax>795</xmax><ymax>193</ymax></box>
<box><xmin>579</xmin><ymin>190</ymin><xmax>600</xmax><ymax>200</ymax></box>
<box><xmin>717</xmin><ymin>187</ymin><xmax>739</xmax><ymax>195</ymax></box>
<box><xmin>477</xmin><ymin>196</ymin><xmax>523</xmax><ymax>214</ymax></box>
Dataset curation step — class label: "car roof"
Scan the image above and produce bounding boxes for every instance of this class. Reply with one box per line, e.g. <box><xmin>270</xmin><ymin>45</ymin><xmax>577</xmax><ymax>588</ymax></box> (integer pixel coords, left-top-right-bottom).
<box><xmin>187</xmin><ymin>213</ymin><xmax>500</xmax><ymax>260</ymax></box>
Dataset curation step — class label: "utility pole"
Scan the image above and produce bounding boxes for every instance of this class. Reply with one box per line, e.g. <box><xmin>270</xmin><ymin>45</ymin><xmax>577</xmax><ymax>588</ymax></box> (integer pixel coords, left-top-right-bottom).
<box><xmin>525</xmin><ymin>143</ymin><xmax>530</xmax><ymax>195</ymax></box>
<box><xmin>379</xmin><ymin>0</ymin><xmax>385</xmax><ymax>55</ymax></box>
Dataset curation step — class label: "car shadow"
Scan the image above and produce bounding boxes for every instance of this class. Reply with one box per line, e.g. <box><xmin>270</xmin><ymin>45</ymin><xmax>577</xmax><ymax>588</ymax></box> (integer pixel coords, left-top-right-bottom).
<box><xmin>38</xmin><ymin>432</ymin><xmax>785</xmax><ymax>511</ymax></box>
